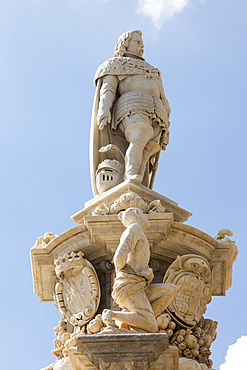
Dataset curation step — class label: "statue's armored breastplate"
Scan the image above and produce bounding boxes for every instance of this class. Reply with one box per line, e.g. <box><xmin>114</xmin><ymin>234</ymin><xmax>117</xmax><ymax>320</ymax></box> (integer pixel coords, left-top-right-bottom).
<box><xmin>113</xmin><ymin>90</ymin><xmax>170</xmax><ymax>128</ymax></box>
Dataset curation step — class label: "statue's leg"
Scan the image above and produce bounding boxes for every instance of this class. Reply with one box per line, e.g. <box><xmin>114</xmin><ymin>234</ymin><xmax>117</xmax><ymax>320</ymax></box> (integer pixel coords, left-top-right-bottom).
<box><xmin>103</xmin><ymin>289</ymin><xmax>158</xmax><ymax>333</ymax></box>
<box><xmin>138</xmin><ymin>141</ymin><xmax>161</xmax><ymax>179</ymax></box>
<box><xmin>124</xmin><ymin>120</ymin><xmax>153</xmax><ymax>182</ymax></box>
<box><xmin>146</xmin><ymin>283</ymin><xmax>179</xmax><ymax>317</ymax></box>
<box><xmin>138</xmin><ymin>123</ymin><xmax>162</xmax><ymax>179</ymax></box>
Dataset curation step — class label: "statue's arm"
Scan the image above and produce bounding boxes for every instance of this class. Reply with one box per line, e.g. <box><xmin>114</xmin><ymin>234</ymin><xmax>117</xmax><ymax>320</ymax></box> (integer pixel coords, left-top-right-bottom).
<box><xmin>97</xmin><ymin>75</ymin><xmax>118</xmax><ymax>130</ymax></box>
<box><xmin>157</xmin><ymin>75</ymin><xmax>166</xmax><ymax>101</ymax></box>
<box><xmin>156</xmin><ymin>74</ymin><xmax>171</xmax><ymax>151</ymax></box>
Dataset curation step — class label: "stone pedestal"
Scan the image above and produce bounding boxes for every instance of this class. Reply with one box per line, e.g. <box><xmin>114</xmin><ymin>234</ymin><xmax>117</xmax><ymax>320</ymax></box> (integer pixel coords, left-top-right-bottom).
<box><xmin>30</xmin><ymin>182</ymin><xmax>237</xmax><ymax>370</ymax></box>
<box><xmin>70</xmin><ymin>334</ymin><xmax>179</xmax><ymax>370</ymax></box>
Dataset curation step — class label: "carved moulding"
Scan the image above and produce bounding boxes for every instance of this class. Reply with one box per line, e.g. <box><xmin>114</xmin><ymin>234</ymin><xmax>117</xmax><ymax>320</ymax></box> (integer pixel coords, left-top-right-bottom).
<box><xmin>30</xmin><ymin>220</ymin><xmax>237</xmax><ymax>305</ymax></box>
<box><xmin>30</xmin><ymin>225</ymin><xmax>112</xmax><ymax>302</ymax></box>
<box><xmin>92</xmin><ymin>191</ymin><xmax>167</xmax><ymax>216</ymax></box>
<box><xmin>54</xmin><ymin>251</ymin><xmax>101</xmax><ymax>328</ymax></box>
<box><xmin>34</xmin><ymin>232</ymin><xmax>57</xmax><ymax>248</ymax></box>
<box><xmin>212</xmin><ymin>228</ymin><xmax>238</xmax><ymax>294</ymax></box>
<box><xmin>70</xmin><ymin>180</ymin><xmax>192</xmax><ymax>224</ymax></box>
<box><xmin>163</xmin><ymin>254</ymin><xmax>212</xmax><ymax>328</ymax></box>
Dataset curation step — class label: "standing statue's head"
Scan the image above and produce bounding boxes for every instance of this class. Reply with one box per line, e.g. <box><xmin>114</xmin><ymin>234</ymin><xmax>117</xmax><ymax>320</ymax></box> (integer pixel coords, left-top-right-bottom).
<box><xmin>114</xmin><ymin>30</ymin><xmax>144</xmax><ymax>58</ymax></box>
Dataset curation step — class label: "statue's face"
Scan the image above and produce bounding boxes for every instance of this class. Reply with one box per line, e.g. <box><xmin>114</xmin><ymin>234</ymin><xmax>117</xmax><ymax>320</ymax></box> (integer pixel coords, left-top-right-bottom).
<box><xmin>127</xmin><ymin>32</ymin><xmax>144</xmax><ymax>57</ymax></box>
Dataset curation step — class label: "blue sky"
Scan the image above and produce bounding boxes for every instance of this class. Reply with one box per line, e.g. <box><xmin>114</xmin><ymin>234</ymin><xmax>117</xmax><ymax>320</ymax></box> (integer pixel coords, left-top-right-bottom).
<box><xmin>0</xmin><ymin>0</ymin><xmax>246</xmax><ymax>369</ymax></box>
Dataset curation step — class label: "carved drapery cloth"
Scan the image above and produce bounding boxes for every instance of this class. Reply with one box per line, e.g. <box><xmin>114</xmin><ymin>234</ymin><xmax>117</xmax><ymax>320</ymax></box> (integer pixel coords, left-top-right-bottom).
<box><xmin>94</xmin><ymin>57</ymin><xmax>162</xmax><ymax>87</ymax></box>
<box><xmin>112</xmin><ymin>270</ymin><xmax>147</xmax><ymax>308</ymax></box>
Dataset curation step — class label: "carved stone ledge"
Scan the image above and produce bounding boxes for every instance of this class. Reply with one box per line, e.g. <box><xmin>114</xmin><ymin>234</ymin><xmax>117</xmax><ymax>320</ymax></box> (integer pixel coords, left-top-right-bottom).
<box><xmin>84</xmin><ymin>212</ymin><xmax>174</xmax><ymax>257</ymax></box>
<box><xmin>70</xmin><ymin>180</ymin><xmax>192</xmax><ymax>224</ymax></box>
<box><xmin>76</xmin><ymin>333</ymin><xmax>178</xmax><ymax>370</ymax></box>
<box><xmin>211</xmin><ymin>239</ymin><xmax>238</xmax><ymax>295</ymax></box>
<box><xmin>30</xmin><ymin>218</ymin><xmax>237</xmax><ymax>302</ymax></box>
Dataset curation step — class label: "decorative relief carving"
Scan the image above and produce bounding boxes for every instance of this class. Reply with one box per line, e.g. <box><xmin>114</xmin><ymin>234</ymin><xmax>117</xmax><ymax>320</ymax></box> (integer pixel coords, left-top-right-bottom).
<box><xmin>146</xmin><ymin>199</ymin><xmax>166</xmax><ymax>214</ymax></box>
<box><xmin>87</xmin><ymin>314</ymin><xmax>106</xmax><ymax>334</ymax></box>
<box><xmin>92</xmin><ymin>191</ymin><xmax>166</xmax><ymax>216</ymax></box>
<box><xmin>163</xmin><ymin>255</ymin><xmax>212</xmax><ymax>327</ymax></box>
<box><xmin>214</xmin><ymin>228</ymin><xmax>234</xmax><ymax>244</ymax></box>
<box><xmin>213</xmin><ymin>229</ymin><xmax>238</xmax><ymax>293</ymax></box>
<box><xmin>54</xmin><ymin>251</ymin><xmax>101</xmax><ymax>328</ymax></box>
<box><xmin>155</xmin><ymin>311</ymin><xmax>217</xmax><ymax>369</ymax></box>
<box><xmin>194</xmin><ymin>317</ymin><xmax>217</xmax><ymax>368</ymax></box>
<box><xmin>214</xmin><ymin>229</ymin><xmax>238</xmax><ymax>260</ymax></box>
<box><xmin>34</xmin><ymin>232</ymin><xmax>56</xmax><ymax>248</ymax></box>
<box><xmin>157</xmin><ymin>312</ymin><xmax>176</xmax><ymax>337</ymax></box>
<box><xmin>110</xmin><ymin>191</ymin><xmax>147</xmax><ymax>213</ymax></box>
<box><xmin>92</xmin><ymin>202</ymin><xmax>110</xmax><ymax>216</ymax></box>
<box><xmin>52</xmin><ymin>319</ymin><xmax>81</xmax><ymax>360</ymax></box>
<box><xmin>42</xmin><ymin>319</ymin><xmax>85</xmax><ymax>370</ymax></box>
<box><xmin>179</xmin><ymin>358</ymin><xmax>209</xmax><ymax>370</ymax></box>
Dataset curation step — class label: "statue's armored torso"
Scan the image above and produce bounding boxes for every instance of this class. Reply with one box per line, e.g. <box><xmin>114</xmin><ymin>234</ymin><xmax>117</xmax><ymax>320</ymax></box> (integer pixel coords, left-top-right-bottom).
<box><xmin>118</xmin><ymin>74</ymin><xmax>161</xmax><ymax>98</ymax></box>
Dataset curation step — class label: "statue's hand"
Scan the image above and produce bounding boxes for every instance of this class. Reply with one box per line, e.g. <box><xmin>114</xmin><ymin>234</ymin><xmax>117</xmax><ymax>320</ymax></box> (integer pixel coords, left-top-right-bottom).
<box><xmin>97</xmin><ymin>110</ymin><xmax>111</xmax><ymax>130</ymax></box>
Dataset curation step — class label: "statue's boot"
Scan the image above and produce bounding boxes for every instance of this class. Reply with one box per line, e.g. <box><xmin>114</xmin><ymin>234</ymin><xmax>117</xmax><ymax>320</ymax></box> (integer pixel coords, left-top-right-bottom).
<box><xmin>138</xmin><ymin>123</ymin><xmax>162</xmax><ymax>179</ymax></box>
<box><xmin>138</xmin><ymin>140</ymin><xmax>161</xmax><ymax>180</ymax></box>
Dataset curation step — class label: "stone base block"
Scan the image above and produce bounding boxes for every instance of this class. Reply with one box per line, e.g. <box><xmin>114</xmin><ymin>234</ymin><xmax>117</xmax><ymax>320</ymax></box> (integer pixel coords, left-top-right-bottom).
<box><xmin>71</xmin><ymin>333</ymin><xmax>179</xmax><ymax>370</ymax></box>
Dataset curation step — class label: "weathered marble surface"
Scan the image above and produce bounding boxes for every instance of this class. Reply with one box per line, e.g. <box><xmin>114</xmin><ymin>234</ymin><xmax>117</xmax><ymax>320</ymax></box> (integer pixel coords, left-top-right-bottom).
<box><xmin>70</xmin><ymin>343</ymin><xmax>179</xmax><ymax>370</ymax></box>
<box><xmin>77</xmin><ymin>333</ymin><xmax>170</xmax><ymax>370</ymax></box>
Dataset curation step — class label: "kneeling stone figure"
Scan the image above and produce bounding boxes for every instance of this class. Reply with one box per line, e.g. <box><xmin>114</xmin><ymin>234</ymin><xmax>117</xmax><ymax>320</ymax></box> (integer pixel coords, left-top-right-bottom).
<box><xmin>102</xmin><ymin>207</ymin><xmax>179</xmax><ymax>332</ymax></box>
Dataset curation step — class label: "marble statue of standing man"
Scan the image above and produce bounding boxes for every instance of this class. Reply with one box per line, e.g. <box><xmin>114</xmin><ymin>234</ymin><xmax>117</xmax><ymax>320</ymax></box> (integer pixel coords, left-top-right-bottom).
<box><xmin>90</xmin><ymin>30</ymin><xmax>171</xmax><ymax>195</ymax></box>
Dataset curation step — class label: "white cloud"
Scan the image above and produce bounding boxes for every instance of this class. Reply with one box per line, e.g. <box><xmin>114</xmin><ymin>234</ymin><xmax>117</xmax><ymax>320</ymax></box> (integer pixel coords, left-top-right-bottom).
<box><xmin>136</xmin><ymin>0</ymin><xmax>190</xmax><ymax>29</ymax></box>
<box><xmin>220</xmin><ymin>336</ymin><xmax>247</xmax><ymax>370</ymax></box>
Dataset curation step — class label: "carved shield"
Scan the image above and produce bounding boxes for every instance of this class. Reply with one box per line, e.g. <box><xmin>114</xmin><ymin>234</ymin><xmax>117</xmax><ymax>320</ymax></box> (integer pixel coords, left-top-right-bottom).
<box><xmin>54</xmin><ymin>252</ymin><xmax>100</xmax><ymax>327</ymax></box>
<box><xmin>163</xmin><ymin>254</ymin><xmax>212</xmax><ymax>327</ymax></box>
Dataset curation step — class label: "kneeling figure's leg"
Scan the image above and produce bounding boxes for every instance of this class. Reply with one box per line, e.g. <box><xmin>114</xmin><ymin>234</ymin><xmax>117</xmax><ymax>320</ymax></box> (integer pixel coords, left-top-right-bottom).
<box><xmin>146</xmin><ymin>283</ymin><xmax>179</xmax><ymax>317</ymax></box>
<box><xmin>103</xmin><ymin>288</ymin><xmax>158</xmax><ymax>333</ymax></box>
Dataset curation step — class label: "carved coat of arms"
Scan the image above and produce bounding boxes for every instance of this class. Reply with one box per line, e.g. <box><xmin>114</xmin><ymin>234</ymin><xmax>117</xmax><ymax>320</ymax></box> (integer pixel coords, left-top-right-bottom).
<box><xmin>54</xmin><ymin>251</ymin><xmax>100</xmax><ymax>328</ymax></box>
<box><xmin>163</xmin><ymin>254</ymin><xmax>212</xmax><ymax>327</ymax></box>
